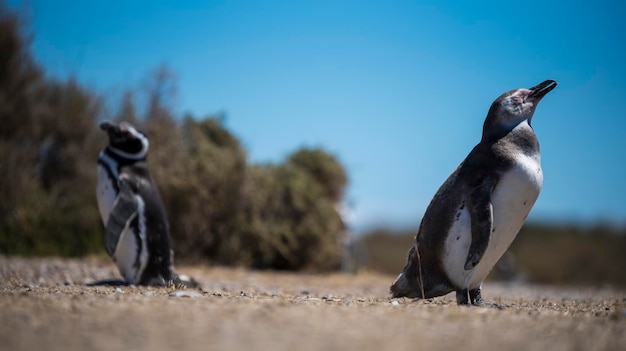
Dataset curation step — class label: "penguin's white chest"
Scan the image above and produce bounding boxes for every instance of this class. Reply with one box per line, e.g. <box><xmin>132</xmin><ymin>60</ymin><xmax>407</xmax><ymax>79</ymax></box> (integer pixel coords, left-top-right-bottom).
<box><xmin>443</xmin><ymin>154</ymin><xmax>543</xmax><ymax>289</ymax></box>
<box><xmin>113</xmin><ymin>195</ymin><xmax>149</xmax><ymax>284</ymax></box>
<box><xmin>96</xmin><ymin>164</ymin><xmax>118</xmax><ymax>224</ymax></box>
<box><xmin>96</xmin><ymin>161</ymin><xmax>149</xmax><ymax>284</ymax></box>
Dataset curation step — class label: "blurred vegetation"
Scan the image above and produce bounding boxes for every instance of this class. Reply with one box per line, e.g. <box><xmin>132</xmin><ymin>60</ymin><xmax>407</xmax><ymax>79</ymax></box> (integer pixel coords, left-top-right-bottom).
<box><xmin>358</xmin><ymin>223</ymin><xmax>626</xmax><ymax>288</ymax></box>
<box><xmin>0</xmin><ymin>4</ymin><xmax>347</xmax><ymax>271</ymax></box>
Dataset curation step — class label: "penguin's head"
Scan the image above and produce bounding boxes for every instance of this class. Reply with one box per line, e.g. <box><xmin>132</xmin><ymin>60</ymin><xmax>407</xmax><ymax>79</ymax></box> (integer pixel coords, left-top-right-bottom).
<box><xmin>482</xmin><ymin>79</ymin><xmax>557</xmax><ymax>141</ymax></box>
<box><xmin>100</xmin><ymin>121</ymin><xmax>150</xmax><ymax>160</ymax></box>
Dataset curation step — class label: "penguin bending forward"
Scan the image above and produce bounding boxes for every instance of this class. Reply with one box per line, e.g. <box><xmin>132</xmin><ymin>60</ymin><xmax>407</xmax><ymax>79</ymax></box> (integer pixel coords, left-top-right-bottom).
<box><xmin>96</xmin><ymin>121</ymin><xmax>197</xmax><ymax>288</ymax></box>
<box><xmin>390</xmin><ymin>80</ymin><xmax>557</xmax><ymax>305</ymax></box>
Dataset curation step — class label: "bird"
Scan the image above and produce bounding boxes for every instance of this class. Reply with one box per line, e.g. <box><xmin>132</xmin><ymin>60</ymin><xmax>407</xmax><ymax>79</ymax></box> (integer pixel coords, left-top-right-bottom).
<box><xmin>96</xmin><ymin>120</ymin><xmax>197</xmax><ymax>288</ymax></box>
<box><xmin>390</xmin><ymin>79</ymin><xmax>557</xmax><ymax>305</ymax></box>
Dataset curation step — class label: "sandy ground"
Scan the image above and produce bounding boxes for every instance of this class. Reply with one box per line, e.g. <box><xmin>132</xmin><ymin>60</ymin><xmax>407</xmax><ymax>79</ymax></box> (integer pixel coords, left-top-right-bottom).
<box><xmin>1</xmin><ymin>256</ymin><xmax>625</xmax><ymax>351</ymax></box>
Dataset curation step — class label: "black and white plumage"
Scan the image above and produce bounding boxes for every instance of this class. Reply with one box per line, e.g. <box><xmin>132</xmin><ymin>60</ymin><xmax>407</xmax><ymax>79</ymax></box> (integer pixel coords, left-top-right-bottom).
<box><xmin>390</xmin><ymin>80</ymin><xmax>557</xmax><ymax>305</ymax></box>
<box><xmin>96</xmin><ymin>121</ymin><xmax>196</xmax><ymax>287</ymax></box>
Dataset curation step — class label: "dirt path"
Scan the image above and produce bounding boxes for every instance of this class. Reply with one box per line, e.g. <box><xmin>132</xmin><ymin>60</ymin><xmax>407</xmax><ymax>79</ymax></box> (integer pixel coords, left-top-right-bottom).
<box><xmin>1</xmin><ymin>256</ymin><xmax>624</xmax><ymax>351</ymax></box>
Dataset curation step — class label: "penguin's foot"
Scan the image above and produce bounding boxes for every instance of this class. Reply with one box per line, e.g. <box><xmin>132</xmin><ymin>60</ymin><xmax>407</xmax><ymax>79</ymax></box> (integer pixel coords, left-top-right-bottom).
<box><xmin>456</xmin><ymin>288</ymin><xmax>482</xmax><ymax>305</ymax></box>
<box><xmin>456</xmin><ymin>288</ymin><xmax>507</xmax><ymax>308</ymax></box>
<box><xmin>170</xmin><ymin>274</ymin><xmax>201</xmax><ymax>289</ymax></box>
<box><xmin>141</xmin><ymin>273</ymin><xmax>201</xmax><ymax>289</ymax></box>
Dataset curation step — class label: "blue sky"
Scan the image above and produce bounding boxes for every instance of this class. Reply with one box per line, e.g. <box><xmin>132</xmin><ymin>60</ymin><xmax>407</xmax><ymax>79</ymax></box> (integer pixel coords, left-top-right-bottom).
<box><xmin>14</xmin><ymin>0</ymin><xmax>626</xmax><ymax>232</ymax></box>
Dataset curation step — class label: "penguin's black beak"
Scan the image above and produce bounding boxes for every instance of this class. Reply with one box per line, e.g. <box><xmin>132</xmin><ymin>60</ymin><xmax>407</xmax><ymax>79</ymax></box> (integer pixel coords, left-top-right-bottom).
<box><xmin>528</xmin><ymin>80</ymin><xmax>557</xmax><ymax>100</ymax></box>
<box><xmin>100</xmin><ymin>121</ymin><xmax>117</xmax><ymax>132</ymax></box>
<box><xmin>99</xmin><ymin>121</ymin><xmax>126</xmax><ymax>143</ymax></box>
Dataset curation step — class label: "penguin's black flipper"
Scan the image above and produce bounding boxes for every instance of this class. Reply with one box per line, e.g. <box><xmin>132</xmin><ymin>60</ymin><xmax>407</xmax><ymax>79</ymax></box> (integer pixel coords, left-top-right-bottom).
<box><xmin>464</xmin><ymin>178</ymin><xmax>495</xmax><ymax>270</ymax></box>
<box><xmin>104</xmin><ymin>179</ymin><xmax>138</xmax><ymax>257</ymax></box>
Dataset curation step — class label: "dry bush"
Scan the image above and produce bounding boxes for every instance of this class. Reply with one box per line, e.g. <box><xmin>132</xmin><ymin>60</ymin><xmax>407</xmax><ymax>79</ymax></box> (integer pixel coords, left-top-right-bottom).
<box><xmin>511</xmin><ymin>224</ymin><xmax>626</xmax><ymax>287</ymax></box>
<box><xmin>287</xmin><ymin>148</ymin><xmax>347</xmax><ymax>202</ymax></box>
<box><xmin>0</xmin><ymin>3</ymin><xmax>42</xmax><ymax>216</ymax></box>
<box><xmin>0</xmin><ymin>5</ymin><xmax>104</xmax><ymax>255</ymax></box>
<box><xmin>0</xmin><ymin>78</ymin><xmax>104</xmax><ymax>256</ymax></box>
<box><xmin>235</xmin><ymin>162</ymin><xmax>345</xmax><ymax>271</ymax></box>
<box><xmin>163</xmin><ymin>117</ymin><xmax>247</xmax><ymax>265</ymax></box>
<box><xmin>358</xmin><ymin>229</ymin><xmax>416</xmax><ymax>274</ymax></box>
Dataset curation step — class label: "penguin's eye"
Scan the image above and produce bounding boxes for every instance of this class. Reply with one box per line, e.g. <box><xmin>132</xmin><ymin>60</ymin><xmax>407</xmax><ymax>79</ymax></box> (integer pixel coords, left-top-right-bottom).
<box><xmin>122</xmin><ymin>130</ymin><xmax>137</xmax><ymax>140</ymax></box>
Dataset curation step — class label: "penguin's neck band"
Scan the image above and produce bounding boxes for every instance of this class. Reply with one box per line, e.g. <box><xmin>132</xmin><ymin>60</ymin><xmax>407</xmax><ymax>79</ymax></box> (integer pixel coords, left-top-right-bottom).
<box><xmin>107</xmin><ymin>142</ymin><xmax>149</xmax><ymax>161</ymax></box>
<box><xmin>98</xmin><ymin>150</ymin><xmax>121</xmax><ymax>180</ymax></box>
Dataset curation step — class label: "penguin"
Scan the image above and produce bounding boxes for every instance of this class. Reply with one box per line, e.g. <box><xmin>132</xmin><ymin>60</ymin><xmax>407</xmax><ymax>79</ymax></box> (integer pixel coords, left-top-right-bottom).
<box><xmin>390</xmin><ymin>79</ymin><xmax>557</xmax><ymax>305</ymax></box>
<box><xmin>96</xmin><ymin>120</ymin><xmax>197</xmax><ymax>288</ymax></box>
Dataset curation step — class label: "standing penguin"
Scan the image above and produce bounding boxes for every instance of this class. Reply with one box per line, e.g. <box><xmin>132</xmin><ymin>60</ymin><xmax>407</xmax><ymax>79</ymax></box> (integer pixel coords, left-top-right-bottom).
<box><xmin>390</xmin><ymin>80</ymin><xmax>557</xmax><ymax>305</ymax></box>
<box><xmin>96</xmin><ymin>121</ymin><xmax>197</xmax><ymax>287</ymax></box>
